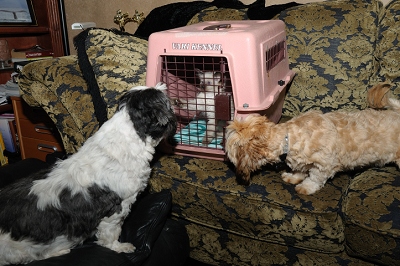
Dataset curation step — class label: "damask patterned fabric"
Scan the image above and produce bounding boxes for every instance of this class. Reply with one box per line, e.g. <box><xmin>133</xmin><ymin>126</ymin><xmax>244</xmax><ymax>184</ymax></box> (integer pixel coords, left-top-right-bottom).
<box><xmin>77</xmin><ymin>29</ymin><xmax>148</xmax><ymax>119</ymax></box>
<box><xmin>150</xmin><ymin>155</ymin><xmax>372</xmax><ymax>265</ymax></box>
<box><xmin>343</xmin><ymin>166</ymin><xmax>400</xmax><ymax>265</ymax></box>
<box><xmin>376</xmin><ymin>0</ymin><xmax>400</xmax><ymax>91</ymax></box>
<box><xmin>277</xmin><ymin>0</ymin><xmax>382</xmax><ymax>117</ymax></box>
<box><xmin>18</xmin><ymin>56</ymin><xmax>99</xmax><ymax>154</ymax></box>
<box><xmin>183</xmin><ymin>223</ymin><xmax>370</xmax><ymax>266</ymax></box>
<box><xmin>150</xmin><ymin>155</ymin><xmax>348</xmax><ymax>253</ymax></box>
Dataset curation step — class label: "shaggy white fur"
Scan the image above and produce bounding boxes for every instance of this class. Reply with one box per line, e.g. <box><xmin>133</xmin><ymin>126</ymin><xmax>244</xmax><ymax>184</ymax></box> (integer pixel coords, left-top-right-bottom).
<box><xmin>0</xmin><ymin>83</ymin><xmax>177</xmax><ymax>265</ymax></box>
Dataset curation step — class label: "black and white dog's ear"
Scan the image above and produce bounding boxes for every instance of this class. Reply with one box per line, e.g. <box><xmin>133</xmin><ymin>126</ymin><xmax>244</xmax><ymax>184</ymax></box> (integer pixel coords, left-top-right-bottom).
<box><xmin>118</xmin><ymin>87</ymin><xmax>177</xmax><ymax>142</ymax></box>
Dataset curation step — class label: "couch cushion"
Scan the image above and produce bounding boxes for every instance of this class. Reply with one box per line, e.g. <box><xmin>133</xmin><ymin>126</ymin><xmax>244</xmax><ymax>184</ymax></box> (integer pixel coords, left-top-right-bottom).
<box><xmin>150</xmin><ymin>155</ymin><xmax>351</xmax><ymax>254</ymax></box>
<box><xmin>277</xmin><ymin>0</ymin><xmax>382</xmax><ymax>117</ymax></box>
<box><xmin>75</xmin><ymin>28</ymin><xmax>148</xmax><ymax>122</ymax></box>
<box><xmin>343</xmin><ymin>166</ymin><xmax>400</xmax><ymax>265</ymax></box>
<box><xmin>183</xmin><ymin>222</ymin><xmax>370</xmax><ymax>265</ymax></box>
<box><xmin>376</xmin><ymin>0</ymin><xmax>400</xmax><ymax>90</ymax></box>
<box><xmin>19</xmin><ymin>56</ymin><xmax>99</xmax><ymax>154</ymax></box>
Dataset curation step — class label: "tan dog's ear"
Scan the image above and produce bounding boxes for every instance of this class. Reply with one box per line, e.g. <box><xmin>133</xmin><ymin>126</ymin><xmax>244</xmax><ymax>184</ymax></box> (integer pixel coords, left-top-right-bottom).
<box><xmin>227</xmin><ymin>141</ymin><xmax>252</xmax><ymax>185</ymax></box>
<box><xmin>235</xmin><ymin>155</ymin><xmax>253</xmax><ymax>186</ymax></box>
<box><xmin>226</xmin><ymin>114</ymin><xmax>271</xmax><ymax>185</ymax></box>
<box><xmin>226</xmin><ymin>119</ymin><xmax>253</xmax><ymax>185</ymax></box>
<box><xmin>367</xmin><ymin>83</ymin><xmax>392</xmax><ymax>109</ymax></box>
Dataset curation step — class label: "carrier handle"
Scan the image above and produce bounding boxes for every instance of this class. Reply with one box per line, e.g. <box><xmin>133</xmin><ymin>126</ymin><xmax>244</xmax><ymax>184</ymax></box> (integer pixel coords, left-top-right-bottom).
<box><xmin>203</xmin><ymin>24</ymin><xmax>231</xmax><ymax>30</ymax></box>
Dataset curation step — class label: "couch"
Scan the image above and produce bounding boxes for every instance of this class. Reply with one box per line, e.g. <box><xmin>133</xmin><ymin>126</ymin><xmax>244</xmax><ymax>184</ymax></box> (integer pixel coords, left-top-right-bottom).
<box><xmin>17</xmin><ymin>0</ymin><xmax>400</xmax><ymax>265</ymax></box>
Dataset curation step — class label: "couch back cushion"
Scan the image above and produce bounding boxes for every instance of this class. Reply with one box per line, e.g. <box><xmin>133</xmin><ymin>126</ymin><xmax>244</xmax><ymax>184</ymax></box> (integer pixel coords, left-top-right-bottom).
<box><xmin>277</xmin><ymin>0</ymin><xmax>382</xmax><ymax>117</ymax></box>
<box><xmin>376</xmin><ymin>0</ymin><xmax>400</xmax><ymax>93</ymax></box>
<box><xmin>75</xmin><ymin>28</ymin><xmax>148</xmax><ymax>121</ymax></box>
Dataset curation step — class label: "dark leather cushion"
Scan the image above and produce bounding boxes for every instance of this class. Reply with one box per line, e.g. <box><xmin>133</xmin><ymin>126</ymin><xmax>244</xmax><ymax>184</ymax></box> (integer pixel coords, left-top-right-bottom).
<box><xmin>121</xmin><ymin>190</ymin><xmax>172</xmax><ymax>265</ymax></box>
<box><xmin>141</xmin><ymin>219</ymin><xmax>190</xmax><ymax>266</ymax></box>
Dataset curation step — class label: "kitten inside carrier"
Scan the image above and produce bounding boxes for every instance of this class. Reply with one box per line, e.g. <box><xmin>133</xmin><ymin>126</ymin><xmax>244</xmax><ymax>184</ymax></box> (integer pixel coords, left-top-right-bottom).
<box><xmin>165</xmin><ymin>56</ymin><xmax>234</xmax><ymax>148</ymax></box>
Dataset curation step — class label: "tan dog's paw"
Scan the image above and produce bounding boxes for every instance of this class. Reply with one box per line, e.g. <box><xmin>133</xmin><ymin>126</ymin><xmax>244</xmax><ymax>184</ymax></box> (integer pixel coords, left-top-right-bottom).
<box><xmin>295</xmin><ymin>180</ymin><xmax>321</xmax><ymax>195</ymax></box>
<box><xmin>281</xmin><ymin>172</ymin><xmax>306</xmax><ymax>185</ymax></box>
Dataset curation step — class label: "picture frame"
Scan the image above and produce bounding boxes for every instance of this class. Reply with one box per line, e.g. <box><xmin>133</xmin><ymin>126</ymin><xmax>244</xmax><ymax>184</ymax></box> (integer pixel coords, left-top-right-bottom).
<box><xmin>0</xmin><ymin>0</ymin><xmax>37</xmax><ymax>26</ymax></box>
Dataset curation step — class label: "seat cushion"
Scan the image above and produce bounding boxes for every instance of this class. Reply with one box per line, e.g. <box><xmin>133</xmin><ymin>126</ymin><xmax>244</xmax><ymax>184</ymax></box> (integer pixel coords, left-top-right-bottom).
<box><xmin>277</xmin><ymin>0</ymin><xmax>382</xmax><ymax>117</ymax></box>
<box><xmin>150</xmin><ymin>155</ymin><xmax>351</xmax><ymax>254</ymax></box>
<box><xmin>343</xmin><ymin>166</ymin><xmax>400</xmax><ymax>265</ymax></box>
<box><xmin>182</xmin><ymin>222</ymin><xmax>371</xmax><ymax>265</ymax></box>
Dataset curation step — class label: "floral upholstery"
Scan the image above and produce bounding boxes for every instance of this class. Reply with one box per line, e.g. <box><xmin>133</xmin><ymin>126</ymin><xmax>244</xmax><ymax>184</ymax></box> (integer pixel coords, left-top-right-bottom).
<box><xmin>376</xmin><ymin>0</ymin><xmax>400</xmax><ymax>93</ymax></box>
<box><xmin>17</xmin><ymin>0</ymin><xmax>400</xmax><ymax>265</ymax></box>
<box><xmin>277</xmin><ymin>0</ymin><xmax>382</xmax><ymax>117</ymax></box>
<box><xmin>76</xmin><ymin>29</ymin><xmax>148</xmax><ymax>119</ymax></box>
<box><xmin>343</xmin><ymin>166</ymin><xmax>400</xmax><ymax>265</ymax></box>
<box><xmin>149</xmin><ymin>155</ymin><xmax>356</xmax><ymax>265</ymax></box>
<box><xmin>18</xmin><ymin>56</ymin><xmax>98</xmax><ymax>154</ymax></box>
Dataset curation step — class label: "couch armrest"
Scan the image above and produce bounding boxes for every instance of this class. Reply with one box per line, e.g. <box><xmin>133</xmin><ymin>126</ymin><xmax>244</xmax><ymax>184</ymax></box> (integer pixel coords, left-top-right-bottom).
<box><xmin>18</xmin><ymin>56</ymin><xmax>99</xmax><ymax>154</ymax></box>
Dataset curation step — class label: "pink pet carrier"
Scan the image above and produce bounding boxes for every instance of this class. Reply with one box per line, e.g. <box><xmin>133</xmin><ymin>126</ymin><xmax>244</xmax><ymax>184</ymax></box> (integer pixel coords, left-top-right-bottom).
<box><xmin>146</xmin><ymin>20</ymin><xmax>295</xmax><ymax>160</ymax></box>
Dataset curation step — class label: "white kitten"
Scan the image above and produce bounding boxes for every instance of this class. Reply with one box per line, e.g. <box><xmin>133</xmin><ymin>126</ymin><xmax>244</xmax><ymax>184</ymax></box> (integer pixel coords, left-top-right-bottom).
<box><xmin>179</xmin><ymin>69</ymin><xmax>233</xmax><ymax>145</ymax></box>
<box><xmin>196</xmin><ymin>69</ymin><xmax>223</xmax><ymax>92</ymax></box>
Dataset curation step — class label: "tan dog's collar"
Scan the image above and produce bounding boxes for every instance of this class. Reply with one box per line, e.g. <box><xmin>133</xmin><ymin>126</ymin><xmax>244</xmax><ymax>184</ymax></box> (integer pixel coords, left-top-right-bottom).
<box><xmin>283</xmin><ymin>134</ymin><xmax>289</xmax><ymax>154</ymax></box>
<box><xmin>280</xmin><ymin>134</ymin><xmax>289</xmax><ymax>162</ymax></box>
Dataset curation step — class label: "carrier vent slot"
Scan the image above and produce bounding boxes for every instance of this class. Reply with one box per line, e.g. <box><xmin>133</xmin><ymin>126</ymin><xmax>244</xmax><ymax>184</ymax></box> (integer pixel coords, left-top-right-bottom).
<box><xmin>266</xmin><ymin>40</ymin><xmax>286</xmax><ymax>73</ymax></box>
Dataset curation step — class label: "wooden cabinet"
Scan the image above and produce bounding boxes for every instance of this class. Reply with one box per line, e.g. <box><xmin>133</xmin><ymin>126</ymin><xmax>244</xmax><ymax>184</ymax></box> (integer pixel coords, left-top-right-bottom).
<box><xmin>0</xmin><ymin>0</ymin><xmax>67</xmax><ymax>84</ymax></box>
<box><xmin>0</xmin><ymin>0</ymin><xmax>67</xmax><ymax>161</ymax></box>
<box><xmin>11</xmin><ymin>97</ymin><xmax>64</xmax><ymax>161</ymax></box>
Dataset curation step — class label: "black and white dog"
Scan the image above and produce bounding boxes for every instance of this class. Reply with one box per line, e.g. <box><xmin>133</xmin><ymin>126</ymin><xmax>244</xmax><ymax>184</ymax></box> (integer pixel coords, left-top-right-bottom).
<box><xmin>0</xmin><ymin>83</ymin><xmax>177</xmax><ymax>265</ymax></box>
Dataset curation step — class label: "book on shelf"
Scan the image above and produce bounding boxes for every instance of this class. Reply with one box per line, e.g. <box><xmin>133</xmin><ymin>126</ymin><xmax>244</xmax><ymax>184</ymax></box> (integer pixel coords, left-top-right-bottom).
<box><xmin>0</xmin><ymin>114</ymin><xmax>17</xmax><ymax>154</ymax></box>
<box><xmin>0</xmin><ymin>132</ymin><xmax>8</xmax><ymax>166</ymax></box>
<box><xmin>8</xmin><ymin>119</ymin><xmax>19</xmax><ymax>153</ymax></box>
<box><xmin>11</xmin><ymin>45</ymin><xmax>54</xmax><ymax>60</ymax></box>
<box><xmin>11</xmin><ymin>57</ymin><xmax>53</xmax><ymax>63</ymax></box>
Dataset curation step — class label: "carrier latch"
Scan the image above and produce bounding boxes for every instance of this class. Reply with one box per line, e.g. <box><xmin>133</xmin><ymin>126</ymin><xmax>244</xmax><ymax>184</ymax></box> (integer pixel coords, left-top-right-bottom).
<box><xmin>203</xmin><ymin>24</ymin><xmax>231</xmax><ymax>31</ymax></box>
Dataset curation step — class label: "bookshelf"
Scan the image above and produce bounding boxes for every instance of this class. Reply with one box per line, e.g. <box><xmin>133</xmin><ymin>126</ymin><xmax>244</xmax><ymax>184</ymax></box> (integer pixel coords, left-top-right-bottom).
<box><xmin>0</xmin><ymin>0</ymin><xmax>67</xmax><ymax>84</ymax></box>
<box><xmin>0</xmin><ymin>0</ymin><xmax>67</xmax><ymax>162</ymax></box>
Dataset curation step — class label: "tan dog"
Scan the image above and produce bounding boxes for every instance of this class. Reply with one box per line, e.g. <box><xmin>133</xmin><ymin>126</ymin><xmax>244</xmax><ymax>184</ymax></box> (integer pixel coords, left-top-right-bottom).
<box><xmin>225</xmin><ymin>83</ymin><xmax>400</xmax><ymax>195</ymax></box>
